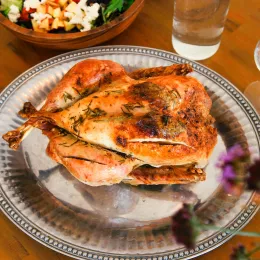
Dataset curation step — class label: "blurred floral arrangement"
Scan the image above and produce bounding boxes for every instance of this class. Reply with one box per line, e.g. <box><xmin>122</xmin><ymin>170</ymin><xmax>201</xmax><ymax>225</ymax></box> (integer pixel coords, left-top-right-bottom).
<box><xmin>171</xmin><ymin>144</ymin><xmax>260</xmax><ymax>259</ymax></box>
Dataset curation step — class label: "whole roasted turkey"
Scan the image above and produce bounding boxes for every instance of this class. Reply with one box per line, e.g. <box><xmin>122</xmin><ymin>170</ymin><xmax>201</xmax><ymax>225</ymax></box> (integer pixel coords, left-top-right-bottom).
<box><xmin>3</xmin><ymin>59</ymin><xmax>217</xmax><ymax>186</ymax></box>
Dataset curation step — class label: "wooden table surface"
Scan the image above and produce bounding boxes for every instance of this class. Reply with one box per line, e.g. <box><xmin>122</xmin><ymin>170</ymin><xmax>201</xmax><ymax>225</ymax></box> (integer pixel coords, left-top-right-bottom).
<box><xmin>0</xmin><ymin>0</ymin><xmax>260</xmax><ymax>259</ymax></box>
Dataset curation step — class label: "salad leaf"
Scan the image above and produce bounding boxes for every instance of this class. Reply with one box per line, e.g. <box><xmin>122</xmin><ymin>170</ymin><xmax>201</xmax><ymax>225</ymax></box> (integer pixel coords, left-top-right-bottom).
<box><xmin>0</xmin><ymin>0</ymin><xmax>23</xmax><ymax>13</ymax></box>
<box><xmin>122</xmin><ymin>0</ymin><xmax>134</xmax><ymax>11</ymax></box>
<box><xmin>101</xmin><ymin>6</ymin><xmax>107</xmax><ymax>23</ymax></box>
<box><xmin>2</xmin><ymin>6</ymin><xmax>10</xmax><ymax>16</ymax></box>
<box><xmin>103</xmin><ymin>0</ymin><xmax>134</xmax><ymax>21</ymax></box>
<box><xmin>103</xmin><ymin>0</ymin><xmax>124</xmax><ymax>17</ymax></box>
<box><xmin>0</xmin><ymin>0</ymin><xmax>23</xmax><ymax>19</ymax></box>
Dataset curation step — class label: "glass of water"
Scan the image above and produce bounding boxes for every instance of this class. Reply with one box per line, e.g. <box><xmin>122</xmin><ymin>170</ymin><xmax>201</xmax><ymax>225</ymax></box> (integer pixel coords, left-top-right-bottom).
<box><xmin>243</xmin><ymin>41</ymin><xmax>260</xmax><ymax>114</ymax></box>
<box><xmin>172</xmin><ymin>0</ymin><xmax>230</xmax><ymax>60</ymax></box>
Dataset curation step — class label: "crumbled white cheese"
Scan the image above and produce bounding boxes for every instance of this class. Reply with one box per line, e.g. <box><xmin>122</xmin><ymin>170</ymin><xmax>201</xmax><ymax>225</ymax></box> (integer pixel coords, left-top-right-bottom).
<box><xmin>80</xmin><ymin>3</ymin><xmax>99</xmax><ymax>31</ymax></box>
<box><xmin>69</xmin><ymin>15</ymin><xmax>84</xmax><ymax>25</ymax></box>
<box><xmin>30</xmin><ymin>12</ymin><xmax>52</xmax><ymax>24</ymax></box>
<box><xmin>7</xmin><ymin>5</ymin><xmax>20</xmax><ymax>23</ymax></box>
<box><xmin>66</xmin><ymin>9</ymin><xmax>83</xmax><ymax>24</ymax></box>
<box><xmin>66</xmin><ymin>2</ymin><xmax>100</xmax><ymax>32</ymax></box>
<box><xmin>77</xmin><ymin>0</ymin><xmax>88</xmax><ymax>13</ymax></box>
<box><xmin>85</xmin><ymin>3</ymin><xmax>100</xmax><ymax>22</ymax></box>
<box><xmin>23</xmin><ymin>0</ymin><xmax>41</xmax><ymax>11</ymax></box>
<box><xmin>64</xmin><ymin>12</ymin><xmax>74</xmax><ymax>19</ymax></box>
<box><xmin>81</xmin><ymin>15</ymin><xmax>92</xmax><ymax>31</ymax></box>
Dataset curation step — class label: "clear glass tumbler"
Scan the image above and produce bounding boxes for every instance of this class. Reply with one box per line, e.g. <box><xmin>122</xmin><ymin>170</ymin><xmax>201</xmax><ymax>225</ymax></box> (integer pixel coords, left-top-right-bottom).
<box><xmin>243</xmin><ymin>41</ymin><xmax>260</xmax><ymax>114</ymax></box>
<box><xmin>172</xmin><ymin>0</ymin><xmax>230</xmax><ymax>60</ymax></box>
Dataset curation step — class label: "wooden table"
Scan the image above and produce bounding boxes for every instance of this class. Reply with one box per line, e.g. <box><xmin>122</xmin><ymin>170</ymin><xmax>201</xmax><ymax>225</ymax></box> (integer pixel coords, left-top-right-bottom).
<box><xmin>0</xmin><ymin>0</ymin><xmax>259</xmax><ymax>259</ymax></box>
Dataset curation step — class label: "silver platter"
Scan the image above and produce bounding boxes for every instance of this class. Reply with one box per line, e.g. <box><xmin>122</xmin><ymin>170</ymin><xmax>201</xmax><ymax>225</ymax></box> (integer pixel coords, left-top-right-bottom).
<box><xmin>0</xmin><ymin>46</ymin><xmax>259</xmax><ymax>259</ymax></box>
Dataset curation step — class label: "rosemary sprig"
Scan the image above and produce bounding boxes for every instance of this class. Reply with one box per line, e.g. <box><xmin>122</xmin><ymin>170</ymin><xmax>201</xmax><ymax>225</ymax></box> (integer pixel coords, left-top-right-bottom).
<box><xmin>72</xmin><ymin>87</ymin><xmax>80</xmax><ymax>95</ymax></box>
<box><xmin>121</xmin><ymin>102</ymin><xmax>144</xmax><ymax>117</ymax></box>
<box><xmin>161</xmin><ymin>114</ymin><xmax>171</xmax><ymax>126</ymax></box>
<box><xmin>58</xmin><ymin>142</ymin><xmax>67</xmax><ymax>146</ymax></box>
<box><xmin>87</xmin><ymin>108</ymin><xmax>107</xmax><ymax>118</ymax></box>
<box><xmin>63</xmin><ymin>92</ymin><xmax>74</xmax><ymax>103</ymax></box>
<box><xmin>70</xmin><ymin>100</ymin><xmax>107</xmax><ymax>133</ymax></box>
<box><xmin>58</xmin><ymin>140</ymin><xmax>79</xmax><ymax>147</ymax></box>
<box><xmin>69</xmin><ymin>116</ymin><xmax>76</xmax><ymax>121</ymax></box>
<box><xmin>121</xmin><ymin>107</ymin><xmax>133</xmax><ymax>117</ymax></box>
<box><xmin>171</xmin><ymin>89</ymin><xmax>181</xmax><ymax>99</ymax></box>
<box><xmin>123</xmin><ymin>102</ymin><xmax>144</xmax><ymax>111</ymax></box>
<box><xmin>83</xmin><ymin>100</ymin><xmax>106</xmax><ymax>118</ymax></box>
<box><xmin>57</xmin><ymin>128</ymin><xmax>68</xmax><ymax>136</ymax></box>
<box><xmin>72</xmin><ymin>115</ymin><xmax>84</xmax><ymax>133</ymax></box>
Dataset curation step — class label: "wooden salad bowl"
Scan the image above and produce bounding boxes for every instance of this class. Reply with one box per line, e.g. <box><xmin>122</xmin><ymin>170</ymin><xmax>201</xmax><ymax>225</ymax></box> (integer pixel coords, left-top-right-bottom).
<box><xmin>0</xmin><ymin>0</ymin><xmax>144</xmax><ymax>50</ymax></box>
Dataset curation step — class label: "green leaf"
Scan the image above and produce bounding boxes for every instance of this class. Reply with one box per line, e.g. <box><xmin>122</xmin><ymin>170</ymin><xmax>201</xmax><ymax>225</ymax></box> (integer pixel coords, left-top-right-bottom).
<box><xmin>0</xmin><ymin>0</ymin><xmax>23</xmax><ymax>11</ymax></box>
<box><xmin>122</xmin><ymin>0</ymin><xmax>134</xmax><ymax>11</ymax></box>
<box><xmin>101</xmin><ymin>6</ymin><xmax>107</xmax><ymax>23</ymax></box>
<box><xmin>104</xmin><ymin>0</ymin><xmax>124</xmax><ymax>16</ymax></box>
<box><xmin>2</xmin><ymin>7</ymin><xmax>10</xmax><ymax>16</ymax></box>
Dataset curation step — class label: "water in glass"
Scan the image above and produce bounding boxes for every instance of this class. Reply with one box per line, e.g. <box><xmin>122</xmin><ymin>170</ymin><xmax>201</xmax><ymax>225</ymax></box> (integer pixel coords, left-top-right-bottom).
<box><xmin>243</xmin><ymin>41</ymin><xmax>260</xmax><ymax>114</ymax></box>
<box><xmin>172</xmin><ymin>0</ymin><xmax>230</xmax><ymax>60</ymax></box>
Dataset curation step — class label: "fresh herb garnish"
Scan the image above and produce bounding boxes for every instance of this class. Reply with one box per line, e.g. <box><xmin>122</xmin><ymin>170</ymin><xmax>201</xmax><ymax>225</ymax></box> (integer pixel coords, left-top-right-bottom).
<box><xmin>69</xmin><ymin>116</ymin><xmax>76</xmax><ymax>121</ymax></box>
<box><xmin>59</xmin><ymin>140</ymin><xmax>79</xmax><ymax>147</ymax></box>
<box><xmin>161</xmin><ymin>114</ymin><xmax>171</xmax><ymax>126</ymax></box>
<box><xmin>121</xmin><ymin>107</ymin><xmax>133</xmax><ymax>117</ymax></box>
<box><xmin>72</xmin><ymin>87</ymin><xmax>81</xmax><ymax>95</ymax></box>
<box><xmin>58</xmin><ymin>128</ymin><xmax>68</xmax><ymax>136</ymax></box>
<box><xmin>58</xmin><ymin>142</ymin><xmax>68</xmax><ymax>146</ymax></box>
<box><xmin>63</xmin><ymin>92</ymin><xmax>74</xmax><ymax>103</ymax></box>
<box><xmin>121</xmin><ymin>102</ymin><xmax>144</xmax><ymax>117</ymax></box>
<box><xmin>70</xmin><ymin>101</ymin><xmax>107</xmax><ymax>133</ymax></box>
<box><xmin>87</xmin><ymin>107</ymin><xmax>107</xmax><ymax>118</ymax></box>
<box><xmin>82</xmin><ymin>100</ymin><xmax>106</xmax><ymax>118</ymax></box>
<box><xmin>72</xmin><ymin>115</ymin><xmax>84</xmax><ymax>132</ymax></box>
<box><xmin>83</xmin><ymin>103</ymin><xmax>107</xmax><ymax>119</ymax></box>
<box><xmin>123</xmin><ymin>102</ymin><xmax>144</xmax><ymax>111</ymax></box>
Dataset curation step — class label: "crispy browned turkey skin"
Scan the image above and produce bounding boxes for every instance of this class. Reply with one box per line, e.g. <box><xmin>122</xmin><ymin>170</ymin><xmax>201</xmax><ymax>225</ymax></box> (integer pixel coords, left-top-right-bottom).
<box><xmin>2</xmin><ymin>59</ymin><xmax>217</xmax><ymax>186</ymax></box>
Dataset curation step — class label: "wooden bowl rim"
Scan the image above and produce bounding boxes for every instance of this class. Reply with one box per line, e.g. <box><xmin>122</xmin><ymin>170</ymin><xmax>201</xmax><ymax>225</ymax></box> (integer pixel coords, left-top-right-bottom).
<box><xmin>0</xmin><ymin>0</ymin><xmax>144</xmax><ymax>40</ymax></box>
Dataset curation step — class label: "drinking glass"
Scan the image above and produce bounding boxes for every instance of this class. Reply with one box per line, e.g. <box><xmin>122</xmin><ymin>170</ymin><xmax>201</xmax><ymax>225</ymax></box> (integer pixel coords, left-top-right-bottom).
<box><xmin>172</xmin><ymin>0</ymin><xmax>230</xmax><ymax>60</ymax></box>
<box><xmin>243</xmin><ymin>41</ymin><xmax>260</xmax><ymax>114</ymax></box>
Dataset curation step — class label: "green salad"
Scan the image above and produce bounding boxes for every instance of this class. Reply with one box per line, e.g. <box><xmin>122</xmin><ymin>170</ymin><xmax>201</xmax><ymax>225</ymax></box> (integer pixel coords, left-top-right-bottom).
<box><xmin>0</xmin><ymin>0</ymin><xmax>134</xmax><ymax>33</ymax></box>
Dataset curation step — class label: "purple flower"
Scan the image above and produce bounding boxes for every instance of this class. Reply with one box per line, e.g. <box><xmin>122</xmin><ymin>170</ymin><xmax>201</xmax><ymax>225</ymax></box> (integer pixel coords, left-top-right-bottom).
<box><xmin>247</xmin><ymin>159</ymin><xmax>260</xmax><ymax>191</ymax></box>
<box><xmin>226</xmin><ymin>144</ymin><xmax>246</xmax><ymax>159</ymax></box>
<box><xmin>230</xmin><ymin>244</ymin><xmax>249</xmax><ymax>260</ymax></box>
<box><xmin>220</xmin><ymin>165</ymin><xmax>236</xmax><ymax>193</ymax></box>
<box><xmin>171</xmin><ymin>204</ymin><xmax>199</xmax><ymax>249</ymax></box>
<box><xmin>217</xmin><ymin>144</ymin><xmax>250</xmax><ymax>195</ymax></box>
<box><xmin>218</xmin><ymin>144</ymin><xmax>249</xmax><ymax>168</ymax></box>
<box><xmin>222</xmin><ymin>165</ymin><xmax>236</xmax><ymax>179</ymax></box>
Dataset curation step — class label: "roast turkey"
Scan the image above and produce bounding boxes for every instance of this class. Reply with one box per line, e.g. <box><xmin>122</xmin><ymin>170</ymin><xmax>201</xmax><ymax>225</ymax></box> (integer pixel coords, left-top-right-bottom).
<box><xmin>3</xmin><ymin>59</ymin><xmax>217</xmax><ymax>186</ymax></box>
